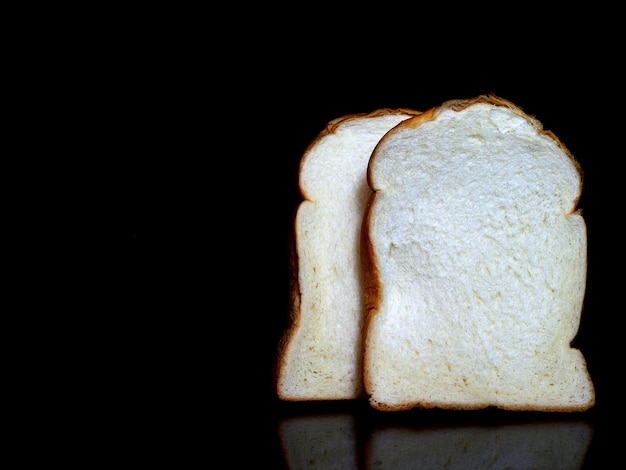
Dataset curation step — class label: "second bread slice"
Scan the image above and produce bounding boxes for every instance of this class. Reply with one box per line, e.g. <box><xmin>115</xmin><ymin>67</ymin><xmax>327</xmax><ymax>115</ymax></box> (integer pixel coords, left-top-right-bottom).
<box><xmin>275</xmin><ymin>108</ymin><xmax>421</xmax><ymax>401</ymax></box>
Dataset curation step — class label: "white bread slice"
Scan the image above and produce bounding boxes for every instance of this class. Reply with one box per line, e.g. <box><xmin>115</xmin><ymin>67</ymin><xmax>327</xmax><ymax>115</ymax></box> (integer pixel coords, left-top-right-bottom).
<box><xmin>276</xmin><ymin>108</ymin><xmax>421</xmax><ymax>401</ymax></box>
<box><xmin>363</xmin><ymin>94</ymin><xmax>595</xmax><ymax>411</ymax></box>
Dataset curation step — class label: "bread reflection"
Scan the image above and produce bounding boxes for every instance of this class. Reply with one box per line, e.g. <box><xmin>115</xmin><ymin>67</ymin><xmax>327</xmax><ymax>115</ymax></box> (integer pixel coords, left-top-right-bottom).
<box><xmin>279</xmin><ymin>413</ymin><xmax>358</xmax><ymax>470</ymax></box>
<box><xmin>279</xmin><ymin>414</ymin><xmax>592</xmax><ymax>469</ymax></box>
<box><xmin>367</xmin><ymin>421</ymin><xmax>592</xmax><ymax>469</ymax></box>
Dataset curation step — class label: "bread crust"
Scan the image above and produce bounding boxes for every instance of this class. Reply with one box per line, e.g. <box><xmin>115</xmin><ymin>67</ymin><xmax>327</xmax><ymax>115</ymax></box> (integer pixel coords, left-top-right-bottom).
<box><xmin>274</xmin><ymin>228</ymin><xmax>301</xmax><ymax>399</ymax></box>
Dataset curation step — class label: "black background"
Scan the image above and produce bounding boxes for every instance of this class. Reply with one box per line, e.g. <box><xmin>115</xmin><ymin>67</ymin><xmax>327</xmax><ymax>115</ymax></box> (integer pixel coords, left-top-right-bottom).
<box><xmin>117</xmin><ymin>11</ymin><xmax>621</xmax><ymax>467</ymax></box>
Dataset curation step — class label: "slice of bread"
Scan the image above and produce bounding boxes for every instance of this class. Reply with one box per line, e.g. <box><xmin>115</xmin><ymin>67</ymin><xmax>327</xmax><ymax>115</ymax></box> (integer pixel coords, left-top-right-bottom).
<box><xmin>276</xmin><ymin>108</ymin><xmax>421</xmax><ymax>401</ymax></box>
<box><xmin>363</xmin><ymin>94</ymin><xmax>595</xmax><ymax>411</ymax></box>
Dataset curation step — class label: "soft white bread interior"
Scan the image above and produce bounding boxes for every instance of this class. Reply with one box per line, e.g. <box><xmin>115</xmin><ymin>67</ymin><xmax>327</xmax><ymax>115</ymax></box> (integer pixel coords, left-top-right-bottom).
<box><xmin>276</xmin><ymin>108</ymin><xmax>421</xmax><ymax>401</ymax></box>
<box><xmin>363</xmin><ymin>94</ymin><xmax>595</xmax><ymax>411</ymax></box>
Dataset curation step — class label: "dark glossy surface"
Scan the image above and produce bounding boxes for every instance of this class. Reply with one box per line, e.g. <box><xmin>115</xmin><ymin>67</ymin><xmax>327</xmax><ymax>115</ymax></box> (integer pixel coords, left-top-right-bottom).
<box><xmin>263</xmin><ymin>399</ymin><xmax>611</xmax><ymax>468</ymax></box>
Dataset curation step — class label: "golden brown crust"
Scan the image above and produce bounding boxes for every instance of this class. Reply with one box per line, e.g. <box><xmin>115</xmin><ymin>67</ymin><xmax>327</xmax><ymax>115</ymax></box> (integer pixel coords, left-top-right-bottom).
<box><xmin>274</xmin><ymin>225</ymin><xmax>301</xmax><ymax>399</ymax></box>
<box><xmin>360</xmin><ymin>191</ymin><xmax>380</xmax><ymax>394</ymax></box>
<box><xmin>370</xmin><ymin>400</ymin><xmax>595</xmax><ymax>412</ymax></box>
<box><xmin>399</xmin><ymin>107</ymin><xmax>437</xmax><ymax>129</ymax></box>
<box><xmin>361</xmin><ymin>194</ymin><xmax>380</xmax><ymax>323</ymax></box>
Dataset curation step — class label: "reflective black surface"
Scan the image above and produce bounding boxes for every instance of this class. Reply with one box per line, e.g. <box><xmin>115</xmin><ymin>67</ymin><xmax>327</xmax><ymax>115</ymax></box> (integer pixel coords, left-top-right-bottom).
<box><xmin>263</xmin><ymin>399</ymin><xmax>611</xmax><ymax>469</ymax></box>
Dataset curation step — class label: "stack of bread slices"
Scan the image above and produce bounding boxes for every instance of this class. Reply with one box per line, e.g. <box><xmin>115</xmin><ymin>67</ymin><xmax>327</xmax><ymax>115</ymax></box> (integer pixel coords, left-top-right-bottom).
<box><xmin>274</xmin><ymin>94</ymin><xmax>595</xmax><ymax>412</ymax></box>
